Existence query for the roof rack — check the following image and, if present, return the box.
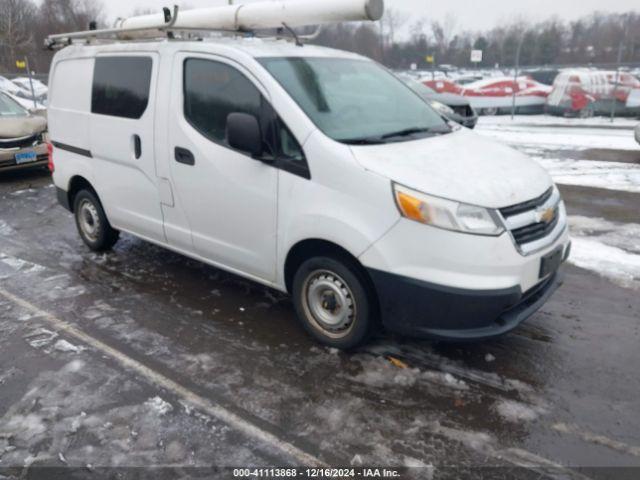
[45,0,384,50]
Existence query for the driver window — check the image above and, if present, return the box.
[184,58,262,147]
[184,57,308,176]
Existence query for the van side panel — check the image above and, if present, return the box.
[49,56,96,198]
[88,53,165,243]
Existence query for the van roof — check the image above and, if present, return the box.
[54,36,366,62]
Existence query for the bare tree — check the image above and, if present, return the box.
[0,0,38,70]
[381,9,409,47]
[430,13,457,61]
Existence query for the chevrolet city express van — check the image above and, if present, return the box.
[48,39,571,349]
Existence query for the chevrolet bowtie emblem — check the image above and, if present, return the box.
[536,207,555,225]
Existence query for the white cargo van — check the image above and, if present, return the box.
[47,27,570,349]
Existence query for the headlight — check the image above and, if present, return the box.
[393,183,504,236]
[430,100,455,116]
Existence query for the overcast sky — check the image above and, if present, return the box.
[99,0,640,32]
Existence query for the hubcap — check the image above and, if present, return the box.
[302,270,356,338]
[78,199,100,242]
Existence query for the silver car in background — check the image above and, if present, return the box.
[0,92,48,173]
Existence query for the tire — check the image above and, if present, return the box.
[73,189,120,252]
[292,255,377,350]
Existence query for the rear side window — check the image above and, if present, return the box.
[92,56,152,119]
[184,58,262,145]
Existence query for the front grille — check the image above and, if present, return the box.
[499,187,564,254]
[0,134,40,150]
[511,208,559,245]
[500,188,553,218]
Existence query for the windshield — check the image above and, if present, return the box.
[0,93,27,117]
[259,57,450,144]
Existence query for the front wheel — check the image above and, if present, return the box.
[73,189,120,252]
[292,256,376,350]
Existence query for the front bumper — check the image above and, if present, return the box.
[368,267,565,341]
[359,216,571,341]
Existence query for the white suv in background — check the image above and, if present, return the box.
[48,38,570,349]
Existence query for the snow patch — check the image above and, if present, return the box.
[537,158,640,193]
[0,253,46,277]
[54,339,86,354]
[477,123,639,151]
[493,399,544,423]
[25,328,58,349]
[570,237,640,290]
[566,216,640,290]
[63,359,86,373]
[0,220,15,235]
[351,356,468,390]
[479,114,640,129]
[145,396,173,416]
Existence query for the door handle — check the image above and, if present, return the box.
[175,147,195,166]
[133,135,142,159]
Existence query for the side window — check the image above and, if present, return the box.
[184,58,309,178]
[92,56,152,119]
[184,58,262,146]
[277,121,305,162]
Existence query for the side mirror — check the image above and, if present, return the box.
[226,112,263,158]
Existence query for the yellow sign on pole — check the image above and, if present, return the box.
[425,55,435,64]
[16,60,26,69]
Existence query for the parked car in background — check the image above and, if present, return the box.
[399,75,478,128]
[12,77,49,98]
[425,76,552,115]
[0,91,49,173]
[635,124,640,146]
[1,90,47,117]
[0,76,23,96]
[547,69,640,117]
[9,77,48,107]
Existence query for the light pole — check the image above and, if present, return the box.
[610,18,629,123]
[24,56,38,111]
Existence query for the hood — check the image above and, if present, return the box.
[0,115,47,139]
[350,128,552,209]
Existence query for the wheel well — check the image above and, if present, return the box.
[284,239,372,295]
[67,176,96,212]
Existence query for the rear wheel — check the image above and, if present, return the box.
[73,190,119,251]
[292,255,376,350]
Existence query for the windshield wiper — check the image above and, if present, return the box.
[341,137,386,145]
[341,125,452,145]
[380,126,450,140]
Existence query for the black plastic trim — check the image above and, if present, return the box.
[500,187,553,218]
[56,187,71,212]
[367,267,564,341]
[52,141,92,158]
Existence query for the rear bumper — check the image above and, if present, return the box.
[0,144,48,173]
[0,158,48,173]
[369,267,565,341]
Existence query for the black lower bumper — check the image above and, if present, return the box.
[368,268,565,341]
